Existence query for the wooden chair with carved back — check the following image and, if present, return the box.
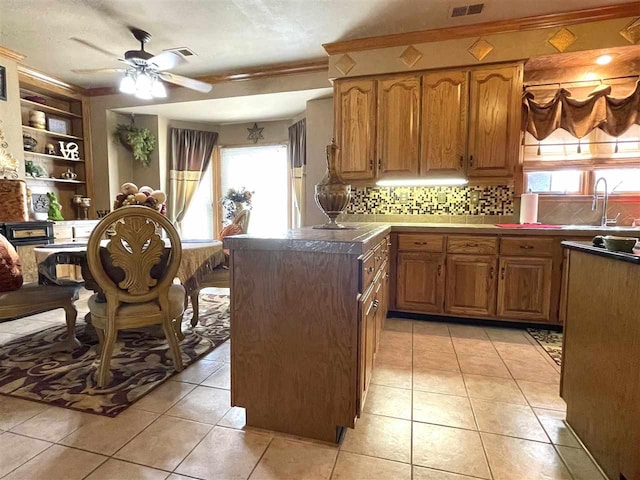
[188,208,250,326]
[86,206,185,387]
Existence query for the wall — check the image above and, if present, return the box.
[0,54,25,178]
[216,120,289,147]
[89,70,331,210]
[327,17,639,79]
[304,97,334,227]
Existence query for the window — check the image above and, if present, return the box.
[523,124,640,195]
[181,163,214,240]
[220,145,289,235]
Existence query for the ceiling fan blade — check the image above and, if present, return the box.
[149,51,185,71]
[69,37,119,58]
[160,73,212,93]
[71,68,125,74]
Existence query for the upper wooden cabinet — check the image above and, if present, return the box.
[335,79,377,181]
[421,70,468,176]
[468,65,523,177]
[377,76,421,178]
[334,63,523,182]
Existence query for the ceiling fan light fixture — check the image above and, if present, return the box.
[151,78,167,98]
[119,72,136,94]
[135,72,152,92]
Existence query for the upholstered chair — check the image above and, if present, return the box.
[0,233,81,350]
[86,206,185,387]
[188,209,250,326]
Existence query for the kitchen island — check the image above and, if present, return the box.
[224,224,640,443]
[561,241,640,480]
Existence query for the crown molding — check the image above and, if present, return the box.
[86,58,329,97]
[0,45,26,62]
[196,58,329,84]
[18,65,88,99]
[323,2,640,55]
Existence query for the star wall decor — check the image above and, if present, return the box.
[247,123,264,143]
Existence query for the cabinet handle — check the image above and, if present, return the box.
[367,266,374,274]
[501,266,506,280]
[385,272,390,279]
[373,299,379,309]
[459,155,464,168]
[437,264,442,276]
[378,158,382,171]
[414,241,428,245]
[469,155,474,166]
[519,245,534,250]
[465,242,478,247]
[369,159,374,170]
[489,266,495,279]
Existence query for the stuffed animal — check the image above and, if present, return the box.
[46,192,64,221]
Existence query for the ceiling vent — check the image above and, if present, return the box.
[450,3,484,17]
[166,47,196,58]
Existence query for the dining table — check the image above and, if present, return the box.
[33,239,226,340]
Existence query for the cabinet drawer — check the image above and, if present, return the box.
[398,233,444,252]
[500,237,555,257]
[360,251,376,292]
[73,224,95,240]
[54,225,73,241]
[447,236,498,254]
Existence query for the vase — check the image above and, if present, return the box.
[313,139,353,229]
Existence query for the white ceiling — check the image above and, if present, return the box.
[1,0,636,88]
[113,87,333,124]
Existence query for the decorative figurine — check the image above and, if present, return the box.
[60,168,77,180]
[58,141,80,160]
[23,134,37,151]
[46,192,64,221]
[25,160,46,178]
[45,143,56,155]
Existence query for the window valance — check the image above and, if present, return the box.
[522,80,640,140]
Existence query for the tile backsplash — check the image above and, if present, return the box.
[346,185,514,216]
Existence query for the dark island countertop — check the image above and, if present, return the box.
[562,241,640,265]
[224,222,640,255]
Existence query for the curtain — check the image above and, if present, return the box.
[522,80,640,140]
[169,128,218,231]
[288,119,306,228]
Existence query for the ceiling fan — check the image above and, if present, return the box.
[73,27,212,99]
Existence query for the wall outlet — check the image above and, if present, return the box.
[437,192,447,203]
[469,191,480,205]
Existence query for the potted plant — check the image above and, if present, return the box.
[114,124,156,167]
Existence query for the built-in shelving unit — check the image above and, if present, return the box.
[19,67,94,220]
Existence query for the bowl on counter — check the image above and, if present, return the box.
[595,235,639,253]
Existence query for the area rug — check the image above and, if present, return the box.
[527,328,562,367]
[0,293,230,417]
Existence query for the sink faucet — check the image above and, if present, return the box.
[592,177,620,227]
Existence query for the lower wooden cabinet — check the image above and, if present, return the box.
[445,254,497,317]
[396,252,444,313]
[497,257,552,321]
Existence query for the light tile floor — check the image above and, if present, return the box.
[0,294,606,480]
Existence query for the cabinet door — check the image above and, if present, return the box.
[335,79,376,181]
[377,76,421,178]
[421,70,468,176]
[396,252,445,313]
[445,255,497,317]
[358,288,375,415]
[468,65,522,177]
[497,257,552,321]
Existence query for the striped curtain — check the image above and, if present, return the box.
[288,119,306,228]
[169,128,218,231]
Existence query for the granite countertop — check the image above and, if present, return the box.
[224,222,640,255]
[562,241,640,265]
